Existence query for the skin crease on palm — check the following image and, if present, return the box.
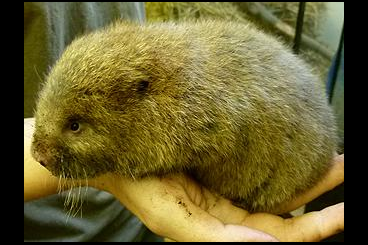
[24,118,344,242]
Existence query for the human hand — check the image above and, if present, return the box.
[24,117,344,241]
[91,155,344,242]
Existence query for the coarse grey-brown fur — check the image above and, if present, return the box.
[31,20,337,213]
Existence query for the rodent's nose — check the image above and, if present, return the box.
[32,148,54,169]
[31,138,54,169]
[39,160,46,167]
[35,155,55,169]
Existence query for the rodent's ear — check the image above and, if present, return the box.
[137,80,150,94]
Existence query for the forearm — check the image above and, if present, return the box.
[24,118,60,201]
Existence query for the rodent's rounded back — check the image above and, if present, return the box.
[32,20,337,212]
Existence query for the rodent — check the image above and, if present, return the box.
[31,20,337,213]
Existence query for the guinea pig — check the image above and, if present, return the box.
[31,20,337,213]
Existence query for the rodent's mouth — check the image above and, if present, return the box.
[48,163,101,180]
[32,138,114,180]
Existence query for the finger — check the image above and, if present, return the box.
[106,175,279,242]
[284,202,344,242]
[276,154,344,214]
[151,181,279,242]
[152,194,279,242]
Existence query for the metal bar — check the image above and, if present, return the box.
[293,2,306,54]
[328,21,344,104]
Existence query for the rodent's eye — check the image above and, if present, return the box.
[70,122,80,132]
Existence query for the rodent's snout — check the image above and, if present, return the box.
[39,160,46,167]
[32,147,55,170]
[31,138,57,171]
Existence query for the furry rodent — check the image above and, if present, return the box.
[31,20,337,213]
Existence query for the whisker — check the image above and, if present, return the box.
[33,65,45,84]
[58,174,62,194]
[127,164,136,181]
[83,168,89,208]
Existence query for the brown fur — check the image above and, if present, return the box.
[31,20,337,213]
